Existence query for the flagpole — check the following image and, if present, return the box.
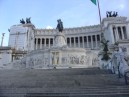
[97,0,104,40]
[97,0,102,24]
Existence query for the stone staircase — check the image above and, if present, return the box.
[0,67,129,97]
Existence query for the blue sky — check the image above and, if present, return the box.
[0,0,129,46]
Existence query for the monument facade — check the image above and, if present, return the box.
[1,19,99,69]
[0,16,129,69]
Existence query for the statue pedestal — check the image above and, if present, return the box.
[53,32,67,47]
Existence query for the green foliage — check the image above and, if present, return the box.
[101,52,111,61]
[100,39,111,61]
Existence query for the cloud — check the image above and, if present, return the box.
[46,26,53,29]
[119,4,125,9]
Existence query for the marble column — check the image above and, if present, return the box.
[49,38,50,48]
[82,36,84,48]
[126,25,129,39]
[74,37,76,47]
[70,37,71,47]
[71,37,73,47]
[78,37,80,48]
[36,38,38,50]
[95,35,98,49]
[91,35,93,49]
[87,36,89,48]
[116,27,119,40]
[40,38,42,49]
[44,38,46,47]
[121,27,124,40]
[66,37,67,45]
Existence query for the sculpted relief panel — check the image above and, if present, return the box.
[51,52,59,65]
[61,52,92,66]
[18,51,50,69]
[11,50,98,69]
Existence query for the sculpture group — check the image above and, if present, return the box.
[106,11,118,17]
[20,17,31,24]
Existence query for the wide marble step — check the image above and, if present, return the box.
[0,74,125,88]
[0,68,128,97]
[1,86,129,97]
[0,67,112,76]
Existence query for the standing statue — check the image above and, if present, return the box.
[26,17,31,23]
[111,46,129,77]
[56,19,63,32]
[20,18,25,24]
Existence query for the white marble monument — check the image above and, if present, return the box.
[6,19,98,69]
[2,16,129,69]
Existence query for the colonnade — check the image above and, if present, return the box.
[35,38,54,49]
[34,34,101,50]
[113,26,127,42]
[66,34,101,49]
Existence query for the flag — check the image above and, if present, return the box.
[91,0,97,5]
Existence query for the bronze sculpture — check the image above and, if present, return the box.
[106,11,118,17]
[20,18,25,24]
[56,19,63,32]
[26,17,31,23]
[20,17,31,24]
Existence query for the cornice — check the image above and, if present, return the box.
[107,21,129,28]
[34,24,102,36]
[102,17,127,23]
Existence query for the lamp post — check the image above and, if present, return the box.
[1,33,5,46]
